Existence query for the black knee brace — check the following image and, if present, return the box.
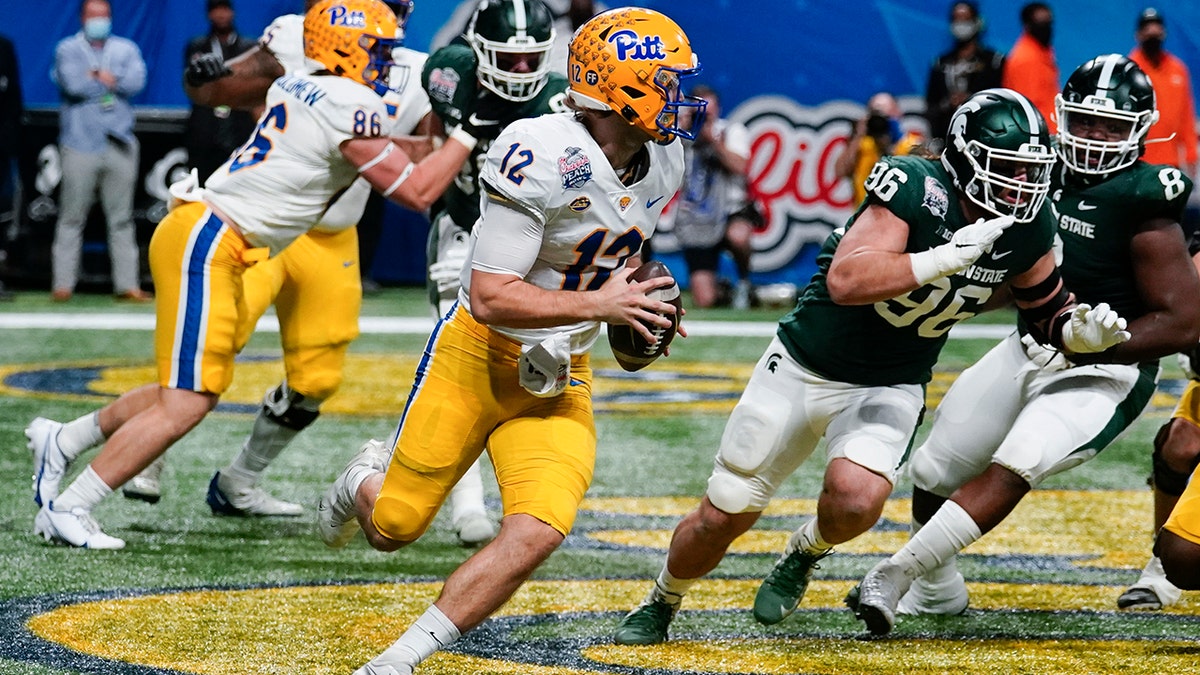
[1150,423,1199,496]
[262,383,321,431]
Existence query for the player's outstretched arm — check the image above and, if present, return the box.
[185,47,283,111]
[342,129,475,213]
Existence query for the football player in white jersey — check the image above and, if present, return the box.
[24,0,486,550]
[114,0,495,546]
[315,9,704,673]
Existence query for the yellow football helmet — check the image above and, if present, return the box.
[567,8,705,143]
[304,0,398,95]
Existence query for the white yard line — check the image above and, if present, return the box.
[0,313,1013,339]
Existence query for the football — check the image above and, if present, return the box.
[606,261,683,372]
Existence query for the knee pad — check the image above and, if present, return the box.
[1151,423,1199,496]
[261,382,322,431]
[706,471,756,515]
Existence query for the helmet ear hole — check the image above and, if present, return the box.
[620,86,646,100]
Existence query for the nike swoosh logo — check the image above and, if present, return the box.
[646,195,665,209]
[468,113,498,126]
[1077,201,1097,211]
[991,250,1012,260]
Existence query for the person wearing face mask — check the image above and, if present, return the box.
[835,92,927,207]
[1128,8,1197,181]
[924,1,1004,147]
[1002,2,1058,134]
[183,0,256,184]
[49,0,148,303]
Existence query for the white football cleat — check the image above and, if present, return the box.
[319,439,390,548]
[27,417,69,508]
[897,571,969,616]
[34,503,125,550]
[353,662,413,675]
[122,456,166,504]
[1117,556,1182,610]
[453,512,498,547]
[206,471,304,517]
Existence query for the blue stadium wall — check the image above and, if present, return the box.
[6,0,1200,287]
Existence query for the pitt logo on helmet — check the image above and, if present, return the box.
[328,5,368,28]
[607,30,667,61]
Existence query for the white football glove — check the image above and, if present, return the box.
[911,215,1015,285]
[1059,302,1131,354]
[1019,333,1070,372]
[1179,349,1199,381]
[428,250,468,295]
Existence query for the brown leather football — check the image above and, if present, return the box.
[606,261,682,372]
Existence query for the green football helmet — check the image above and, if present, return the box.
[467,0,556,102]
[942,88,1056,223]
[1055,53,1158,176]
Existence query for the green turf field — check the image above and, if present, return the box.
[2,289,1196,675]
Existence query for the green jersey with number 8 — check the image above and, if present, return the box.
[778,155,1055,386]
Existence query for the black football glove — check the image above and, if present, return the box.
[185,52,232,87]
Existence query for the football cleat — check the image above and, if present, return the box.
[753,549,832,625]
[353,661,414,675]
[319,439,391,548]
[1117,556,1181,610]
[454,512,498,547]
[122,456,166,504]
[613,598,678,645]
[896,571,970,616]
[34,503,125,550]
[847,560,913,636]
[27,417,69,508]
[206,471,304,517]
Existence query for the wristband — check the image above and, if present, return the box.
[448,127,478,151]
[909,249,944,286]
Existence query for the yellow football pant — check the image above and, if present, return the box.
[1164,381,1200,545]
[240,228,362,400]
[372,306,596,542]
[150,201,267,394]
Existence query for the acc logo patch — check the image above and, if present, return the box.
[558,146,592,189]
[607,29,667,60]
[569,196,592,212]
[922,175,949,219]
[426,67,460,105]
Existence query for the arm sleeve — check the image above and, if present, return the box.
[470,195,545,278]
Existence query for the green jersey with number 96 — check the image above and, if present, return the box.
[777,155,1055,386]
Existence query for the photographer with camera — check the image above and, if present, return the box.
[835,92,926,206]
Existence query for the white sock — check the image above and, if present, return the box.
[58,412,105,461]
[890,500,980,578]
[909,517,959,585]
[366,604,461,670]
[224,415,301,485]
[53,465,114,512]
[649,565,696,606]
[786,518,832,555]
[448,457,488,524]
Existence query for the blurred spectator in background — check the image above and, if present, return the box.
[835,92,926,206]
[184,0,255,183]
[50,0,148,302]
[674,84,760,310]
[0,33,22,302]
[924,1,1003,148]
[1002,2,1058,133]
[1128,7,1197,180]
[429,0,602,76]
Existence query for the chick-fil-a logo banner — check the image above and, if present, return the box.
[654,95,926,287]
